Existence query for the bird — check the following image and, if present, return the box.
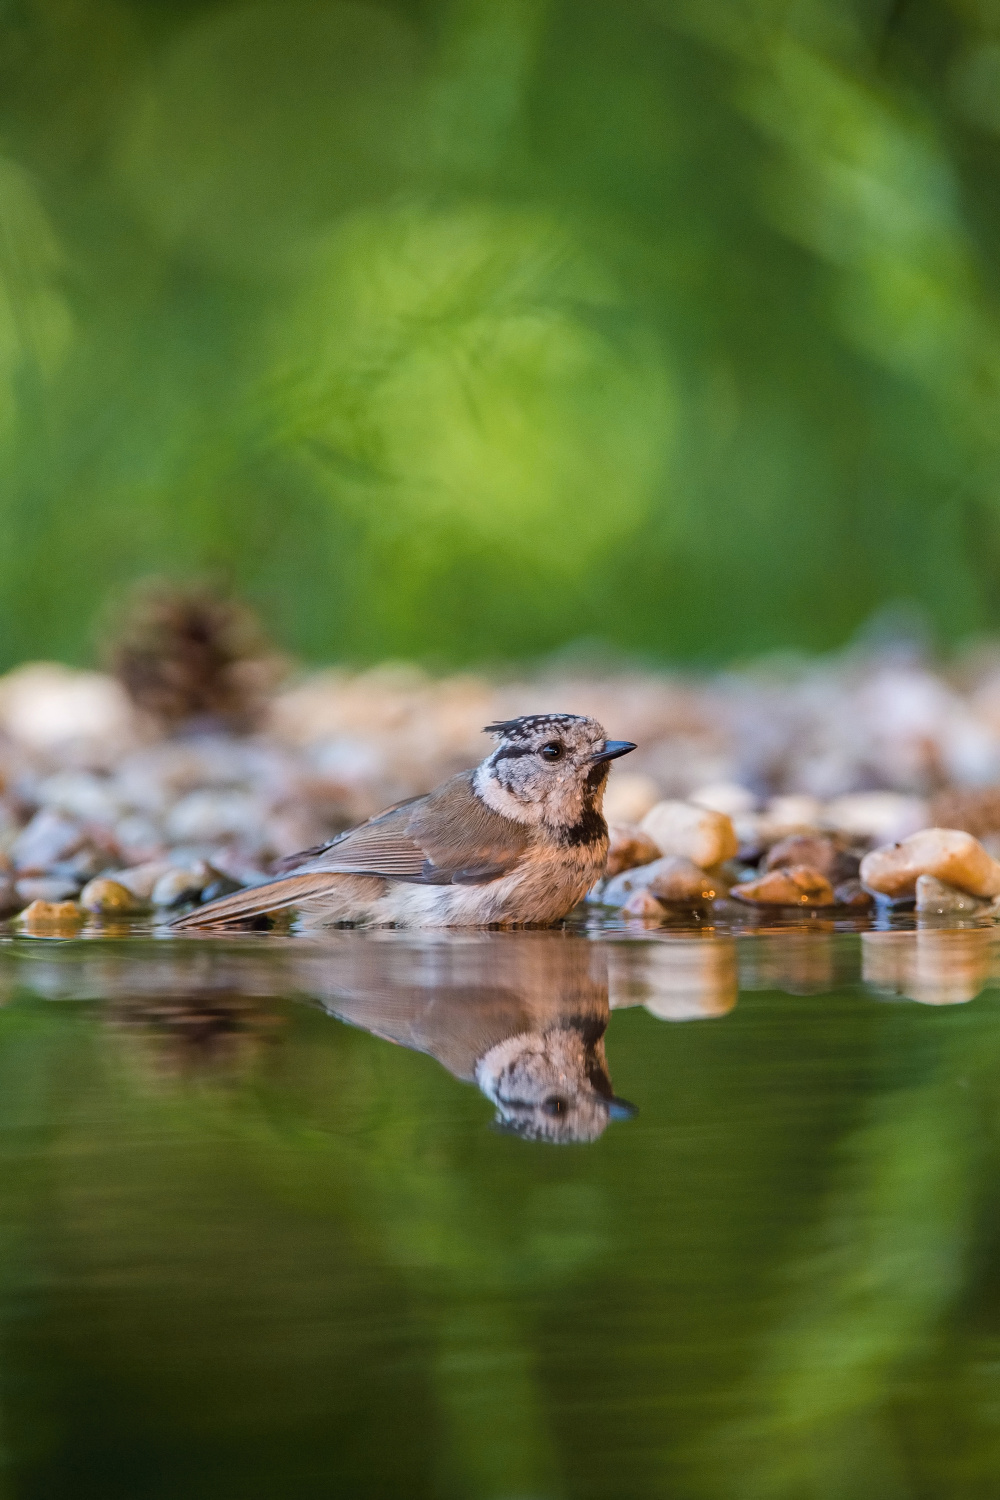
[171,712,636,931]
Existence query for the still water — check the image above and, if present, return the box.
[0,918,998,1498]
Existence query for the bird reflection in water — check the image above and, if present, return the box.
[289,933,636,1143]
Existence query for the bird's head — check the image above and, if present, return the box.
[475,713,635,832]
[475,1022,637,1144]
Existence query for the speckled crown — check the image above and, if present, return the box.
[483,713,593,741]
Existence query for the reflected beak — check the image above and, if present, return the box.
[592,740,637,764]
[607,1097,638,1122]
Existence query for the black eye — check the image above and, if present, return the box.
[540,742,564,760]
[543,1095,568,1117]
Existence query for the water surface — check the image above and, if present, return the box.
[0,919,998,1499]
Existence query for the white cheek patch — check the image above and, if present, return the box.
[473,763,545,825]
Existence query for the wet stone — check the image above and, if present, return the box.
[915,874,990,916]
[199,875,243,904]
[11,810,85,873]
[112,861,176,900]
[731,865,836,907]
[621,888,666,920]
[602,857,700,909]
[606,824,661,877]
[640,801,739,869]
[646,856,722,905]
[764,834,838,878]
[79,877,147,915]
[833,878,874,910]
[16,898,84,929]
[859,827,1000,900]
[151,864,212,909]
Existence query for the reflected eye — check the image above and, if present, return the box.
[540,742,564,761]
[543,1095,568,1117]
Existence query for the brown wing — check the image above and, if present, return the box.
[271,794,426,873]
[406,772,532,883]
[295,772,531,885]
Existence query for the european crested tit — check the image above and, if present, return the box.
[172,713,636,930]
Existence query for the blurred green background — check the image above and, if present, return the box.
[5,0,1000,668]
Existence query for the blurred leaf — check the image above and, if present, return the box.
[0,155,72,433]
[115,1,421,273]
[274,202,675,573]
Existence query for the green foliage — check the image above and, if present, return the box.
[6,0,1000,662]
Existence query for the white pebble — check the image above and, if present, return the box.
[640,801,738,869]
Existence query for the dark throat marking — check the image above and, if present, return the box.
[559,807,607,848]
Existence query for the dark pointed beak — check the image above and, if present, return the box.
[592,740,637,764]
[607,1097,638,1121]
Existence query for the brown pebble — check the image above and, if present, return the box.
[621,888,667,919]
[647,856,721,904]
[16,899,84,929]
[111,861,175,901]
[79,877,147,915]
[606,824,661,877]
[764,834,838,877]
[833,878,874,910]
[731,865,836,907]
[859,827,1000,899]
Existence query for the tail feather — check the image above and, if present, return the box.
[169,872,339,930]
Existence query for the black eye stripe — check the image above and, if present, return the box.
[492,745,537,761]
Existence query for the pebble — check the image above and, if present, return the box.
[621,888,666,919]
[764,795,824,832]
[111,861,176,900]
[151,864,212,909]
[764,834,840,878]
[79,877,147,915]
[731,866,836,906]
[11,810,85,873]
[16,898,84,929]
[859,828,1000,899]
[601,857,697,908]
[15,876,81,903]
[832,878,874,909]
[164,790,264,845]
[640,801,739,869]
[606,824,661,877]
[36,771,122,825]
[914,874,990,916]
[646,856,722,904]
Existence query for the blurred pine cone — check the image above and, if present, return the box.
[105,579,288,733]
[928,786,1000,840]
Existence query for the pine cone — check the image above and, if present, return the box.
[104,579,288,733]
